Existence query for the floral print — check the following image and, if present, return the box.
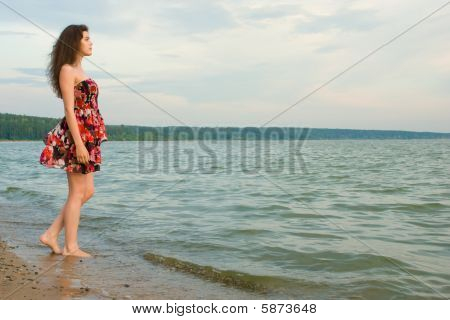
[39,78,108,174]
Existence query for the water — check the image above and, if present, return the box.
[0,139,449,299]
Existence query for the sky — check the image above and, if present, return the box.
[0,0,449,132]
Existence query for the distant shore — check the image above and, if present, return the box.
[0,140,36,142]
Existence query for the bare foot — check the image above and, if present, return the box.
[62,247,92,258]
[39,232,62,254]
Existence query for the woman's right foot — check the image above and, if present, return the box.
[62,247,92,258]
[39,232,62,254]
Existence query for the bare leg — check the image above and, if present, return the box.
[39,205,65,254]
[39,172,94,255]
[62,171,94,258]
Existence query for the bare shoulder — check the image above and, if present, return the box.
[60,64,75,76]
[59,64,77,99]
[59,64,75,85]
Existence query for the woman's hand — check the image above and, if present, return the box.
[75,142,90,165]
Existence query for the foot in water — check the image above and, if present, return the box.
[39,232,62,254]
[62,247,92,258]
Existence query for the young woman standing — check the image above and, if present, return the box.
[39,24,108,258]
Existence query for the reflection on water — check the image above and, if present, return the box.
[32,253,99,299]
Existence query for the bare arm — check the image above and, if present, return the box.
[60,65,83,147]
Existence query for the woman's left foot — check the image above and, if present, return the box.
[39,232,62,254]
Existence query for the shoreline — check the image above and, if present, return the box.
[1,239,60,299]
[0,234,263,300]
[0,239,104,300]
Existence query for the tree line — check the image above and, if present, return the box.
[1,112,449,141]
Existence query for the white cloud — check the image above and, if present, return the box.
[0,0,449,132]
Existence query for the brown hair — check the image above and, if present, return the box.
[46,24,88,99]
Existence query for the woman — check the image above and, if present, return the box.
[39,24,108,258]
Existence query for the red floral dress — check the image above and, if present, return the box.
[39,78,108,174]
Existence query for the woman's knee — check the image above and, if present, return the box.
[67,172,94,204]
[83,188,95,203]
[68,191,85,204]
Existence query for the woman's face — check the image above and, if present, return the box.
[79,31,93,56]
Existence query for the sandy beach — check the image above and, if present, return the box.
[1,239,60,299]
[0,239,102,300]
[0,233,264,300]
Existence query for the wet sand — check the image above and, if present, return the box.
[0,236,265,300]
[1,239,59,299]
[0,239,102,299]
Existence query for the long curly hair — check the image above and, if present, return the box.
[46,24,88,99]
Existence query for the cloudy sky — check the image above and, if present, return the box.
[0,0,449,132]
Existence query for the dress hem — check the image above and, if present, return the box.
[39,160,101,174]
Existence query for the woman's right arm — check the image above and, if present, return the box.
[60,65,89,164]
[60,65,83,147]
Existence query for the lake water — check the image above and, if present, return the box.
[0,139,449,299]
